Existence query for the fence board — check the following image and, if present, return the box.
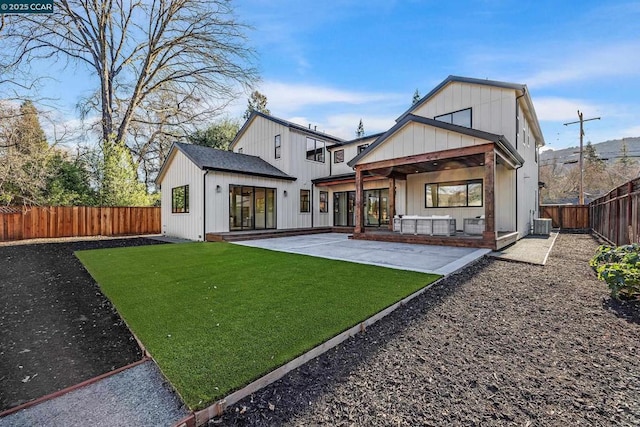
[590,177,640,246]
[539,205,590,229]
[0,206,161,242]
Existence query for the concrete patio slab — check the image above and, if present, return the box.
[489,232,559,265]
[232,233,490,276]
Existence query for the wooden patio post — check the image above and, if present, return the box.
[388,177,396,231]
[483,148,496,243]
[355,167,364,234]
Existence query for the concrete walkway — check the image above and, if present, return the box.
[489,232,559,265]
[0,361,188,427]
[233,233,490,276]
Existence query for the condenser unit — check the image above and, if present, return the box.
[533,218,552,236]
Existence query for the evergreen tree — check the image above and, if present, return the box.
[97,137,157,206]
[584,141,605,171]
[189,118,240,150]
[412,89,421,105]
[0,101,51,205]
[356,119,365,138]
[243,90,270,120]
[45,152,97,206]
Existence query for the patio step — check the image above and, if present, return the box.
[206,227,335,242]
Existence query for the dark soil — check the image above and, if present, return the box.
[216,234,640,426]
[0,237,166,411]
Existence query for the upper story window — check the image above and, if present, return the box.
[435,108,472,128]
[357,144,369,154]
[274,134,281,159]
[334,149,344,163]
[306,137,325,162]
[172,185,189,213]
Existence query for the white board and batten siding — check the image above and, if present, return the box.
[329,136,378,176]
[233,115,289,172]
[160,149,204,241]
[515,101,540,236]
[412,82,517,144]
[362,122,493,164]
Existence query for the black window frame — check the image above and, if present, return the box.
[274,134,281,159]
[357,144,369,154]
[424,179,483,208]
[171,185,189,213]
[319,191,328,213]
[306,137,325,163]
[300,189,310,213]
[434,107,472,128]
[334,149,344,163]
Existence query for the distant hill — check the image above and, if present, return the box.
[540,137,640,166]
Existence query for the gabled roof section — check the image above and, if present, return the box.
[329,132,385,149]
[157,142,296,183]
[398,75,545,146]
[230,111,344,150]
[347,114,524,167]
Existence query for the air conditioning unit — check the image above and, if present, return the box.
[533,218,552,236]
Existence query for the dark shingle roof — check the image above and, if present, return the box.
[172,142,296,181]
[347,114,524,167]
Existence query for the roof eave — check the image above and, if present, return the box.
[203,166,297,181]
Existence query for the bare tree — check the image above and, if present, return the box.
[1,0,257,162]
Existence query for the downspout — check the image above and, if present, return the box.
[515,90,526,234]
[203,170,209,241]
[311,183,314,228]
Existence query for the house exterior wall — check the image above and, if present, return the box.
[330,136,378,176]
[405,167,484,230]
[412,82,517,143]
[232,115,289,172]
[363,122,492,164]
[496,163,516,232]
[515,101,540,236]
[160,150,204,241]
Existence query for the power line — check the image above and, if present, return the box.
[563,110,601,205]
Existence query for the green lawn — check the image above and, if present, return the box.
[76,242,439,410]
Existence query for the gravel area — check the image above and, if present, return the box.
[0,237,166,411]
[216,233,640,426]
[0,360,188,427]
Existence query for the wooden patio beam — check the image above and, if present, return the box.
[483,148,496,242]
[355,167,364,234]
[388,177,396,231]
[357,143,494,172]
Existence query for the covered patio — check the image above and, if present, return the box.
[352,141,523,250]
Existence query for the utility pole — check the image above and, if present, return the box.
[564,111,600,205]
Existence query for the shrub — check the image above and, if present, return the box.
[590,244,640,299]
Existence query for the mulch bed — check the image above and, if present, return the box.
[0,237,166,411]
[216,233,640,426]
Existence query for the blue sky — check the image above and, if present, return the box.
[24,0,640,151]
[229,0,640,150]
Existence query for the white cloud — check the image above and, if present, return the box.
[259,81,404,115]
[284,113,395,140]
[533,97,601,122]
[524,42,640,88]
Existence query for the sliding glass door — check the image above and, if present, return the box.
[365,188,389,227]
[333,191,355,227]
[229,185,276,230]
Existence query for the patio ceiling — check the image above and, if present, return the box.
[367,153,485,178]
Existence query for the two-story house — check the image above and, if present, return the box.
[156,75,545,249]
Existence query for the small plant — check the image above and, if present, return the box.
[590,244,640,299]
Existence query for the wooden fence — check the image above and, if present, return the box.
[539,204,590,229]
[0,206,161,242]
[590,177,640,246]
